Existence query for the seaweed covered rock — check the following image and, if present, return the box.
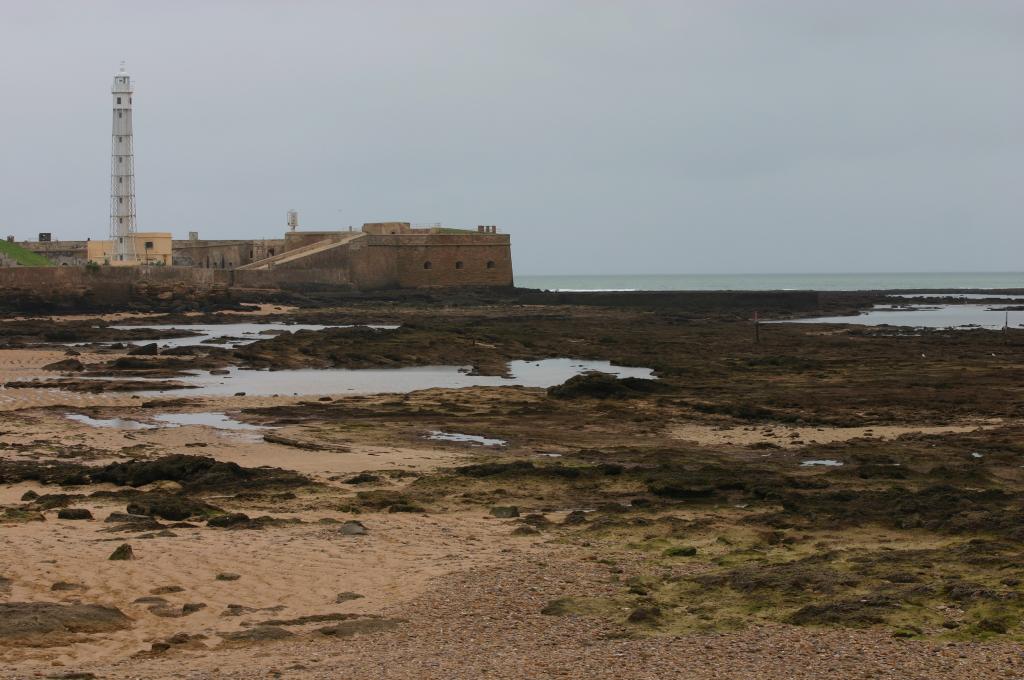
[126,493,221,521]
[206,513,251,528]
[91,455,307,492]
[42,358,84,372]
[0,460,91,486]
[127,343,159,356]
[547,372,662,400]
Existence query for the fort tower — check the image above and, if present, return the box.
[110,63,137,262]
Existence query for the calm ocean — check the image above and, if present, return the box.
[516,273,1024,292]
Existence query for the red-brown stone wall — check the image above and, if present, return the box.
[377,234,513,288]
[237,234,513,291]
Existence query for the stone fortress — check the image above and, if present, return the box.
[17,219,513,290]
[3,64,513,293]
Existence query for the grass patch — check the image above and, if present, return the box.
[0,240,53,266]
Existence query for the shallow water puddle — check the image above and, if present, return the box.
[108,322,399,348]
[152,412,268,431]
[428,431,506,446]
[137,358,655,397]
[783,304,1023,330]
[65,413,156,430]
[800,459,844,467]
[66,411,268,433]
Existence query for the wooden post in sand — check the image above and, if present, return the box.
[754,311,760,345]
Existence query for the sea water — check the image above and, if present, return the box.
[517,272,1024,292]
[786,304,1024,330]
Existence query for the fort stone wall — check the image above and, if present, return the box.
[0,265,228,312]
[385,234,513,288]
[232,233,513,290]
[171,239,286,269]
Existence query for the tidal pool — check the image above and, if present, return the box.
[65,414,155,430]
[786,304,1023,330]
[801,459,844,467]
[109,322,399,349]
[152,412,268,431]
[66,411,268,433]
[137,359,655,397]
[428,431,507,446]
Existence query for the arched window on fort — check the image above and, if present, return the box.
[455,261,464,270]
[423,261,432,270]
[486,260,496,269]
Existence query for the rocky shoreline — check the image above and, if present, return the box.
[1,292,1022,678]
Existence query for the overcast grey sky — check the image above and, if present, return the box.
[1,1,1021,275]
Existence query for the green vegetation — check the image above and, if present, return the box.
[0,240,53,266]
[435,227,476,234]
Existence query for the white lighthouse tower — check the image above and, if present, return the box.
[110,62,137,262]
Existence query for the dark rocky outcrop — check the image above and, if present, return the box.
[126,494,221,521]
[547,372,663,400]
[127,343,159,356]
[42,358,85,372]
[91,455,307,493]
[0,602,131,644]
[57,508,93,520]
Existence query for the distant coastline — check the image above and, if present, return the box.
[517,272,1024,292]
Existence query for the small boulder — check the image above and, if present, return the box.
[343,473,381,485]
[511,526,540,536]
[207,513,251,528]
[216,573,240,582]
[521,514,551,528]
[220,626,294,642]
[316,618,401,638]
[57,508,93,520]
[489,506,520,518]
[50,582,86,592]
[627,606,662,624]
[132,596,168,605]
[20,490,39,501]
[387,503,425,513]
[977,618,1008,634]
[109,544,135,561]
[338,520,368,536]
[335,592,364,603]
[128,343,159,356]
[562,510,587,525]
[42,358,84,372]
[663,546,697,557]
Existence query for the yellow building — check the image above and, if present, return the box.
[87,232,172,266]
